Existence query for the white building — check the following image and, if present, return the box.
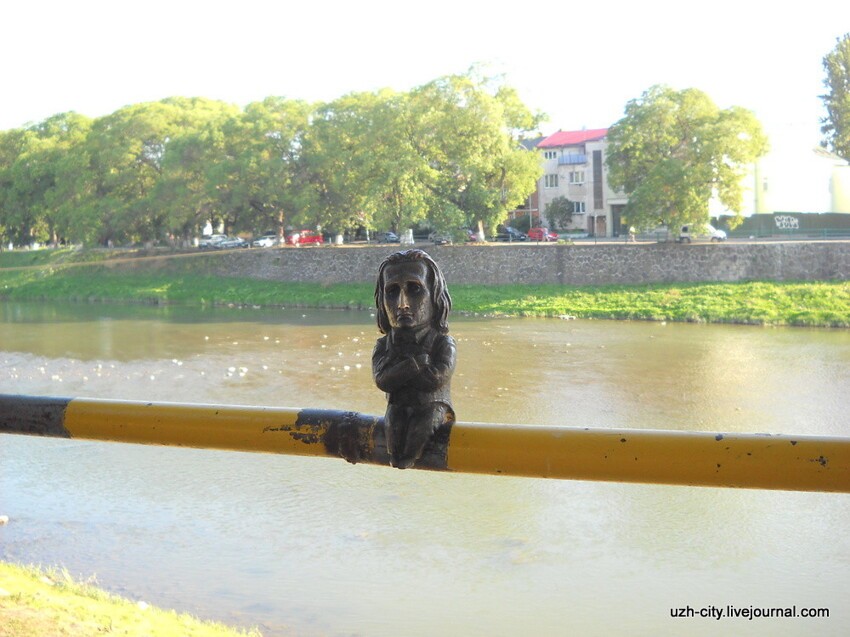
[747,147,850,216]
[717,123,850,217]
[535,129,627,237]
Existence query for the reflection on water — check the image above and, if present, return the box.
[1,302,849,636]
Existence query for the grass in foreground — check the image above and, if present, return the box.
[0,265,848,327]
[0,562,262,637]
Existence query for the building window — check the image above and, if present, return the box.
[569,171,585,184]
[572,201,586,214]
[544,174,559,188]
[543,150,557,159]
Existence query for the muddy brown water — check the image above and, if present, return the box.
[1,302,849,636]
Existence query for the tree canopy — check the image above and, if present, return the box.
[605,85,768,232]
[821,33,850,161]
[0,71,543,248]
[545,196,574,231]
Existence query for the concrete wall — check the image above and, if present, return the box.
[174,241,850,286]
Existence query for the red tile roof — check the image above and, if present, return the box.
[537,128,608,148]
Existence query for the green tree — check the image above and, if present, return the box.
[77,101,177,244]
[361,91,433,234]
[157,97,310,242]
[821,33,850,160]
[0,129,44,246]
[299,92,383,235]
[78,98,234,245]
[213,97,313,237]
[411,69,541,234]
[606,85,768,232]
[406,70,543,236]
[0,113,92,246]
[0,128,27,246]
[301,89,439,236]
[154,119,231,244]
[29,113,92,246]
[545,196,574,231]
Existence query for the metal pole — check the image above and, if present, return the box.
[1,393,849,493]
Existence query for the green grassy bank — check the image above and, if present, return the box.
[1,265,847,327]
[0,562,261,637]
[0,250,848,327]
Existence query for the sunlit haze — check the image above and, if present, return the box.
[4,0,848,145]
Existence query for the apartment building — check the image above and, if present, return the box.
[534,128,627,237]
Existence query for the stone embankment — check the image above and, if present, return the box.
[125,241,850,286]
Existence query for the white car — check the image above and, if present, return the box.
[252,234,278,248]
[678,224,727,242]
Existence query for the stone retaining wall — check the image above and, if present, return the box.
[156,241,850,286]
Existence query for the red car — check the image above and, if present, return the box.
[527,227,559,242]
[286,230,324,246]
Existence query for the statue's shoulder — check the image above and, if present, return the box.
[429,331,456,353]
[374,334,389,346]
[438,332,456,346]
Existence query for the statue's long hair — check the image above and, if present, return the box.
[374,249,452,335]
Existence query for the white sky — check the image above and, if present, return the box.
[3,0,848,147]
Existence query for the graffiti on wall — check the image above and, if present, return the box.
[774,215,800,230]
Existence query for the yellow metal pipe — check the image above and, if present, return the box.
[64,399,312,455]
[447,423,850,492]
[1,394,849,492]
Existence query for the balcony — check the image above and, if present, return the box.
[558,154,587,165]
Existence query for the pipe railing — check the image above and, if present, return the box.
[1,393,848,493]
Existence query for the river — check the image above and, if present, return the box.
[1,302,849,636]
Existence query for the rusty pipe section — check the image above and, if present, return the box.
[1,393,849,493]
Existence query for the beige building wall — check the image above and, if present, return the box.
[537,136,626,237]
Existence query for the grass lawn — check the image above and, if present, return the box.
[0,562,262,637]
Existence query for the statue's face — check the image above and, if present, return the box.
[382,261,433,330]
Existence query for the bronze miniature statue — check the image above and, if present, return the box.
[373,249,456,469]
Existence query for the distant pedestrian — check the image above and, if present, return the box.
[628,226,636,243]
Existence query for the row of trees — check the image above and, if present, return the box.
[6,33,845,249]
[0,70,543,248]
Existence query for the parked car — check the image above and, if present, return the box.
[428,231,453,245]
[493,226,527,242]
[286,230,324,246]
[252,234,279,248]
[372,231,400,243]
[678,224,727,243]
[527,227,559,242]
[199,234,227,249]
[217,236,249,249]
